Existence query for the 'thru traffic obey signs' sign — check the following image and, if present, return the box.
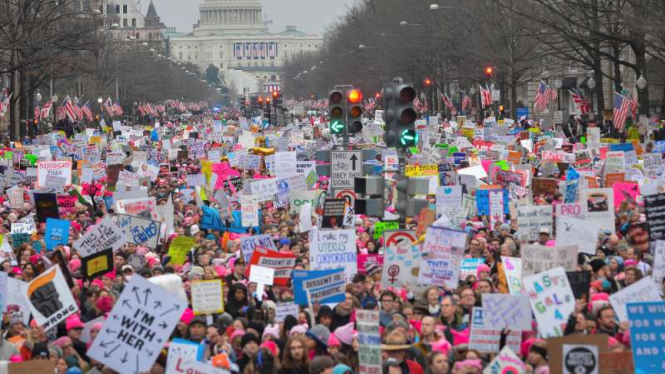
[88,275,187,374]
[331,151,362,189]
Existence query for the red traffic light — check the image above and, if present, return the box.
[272,91,279,99]
[375,92,380,99]
[265,97,271,104]
[348,89,362,104]
[258,96,264,103]
[424,79,432,86]
[485,67,493,78]
[330,91,343,104]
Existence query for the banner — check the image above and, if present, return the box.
[191,280,224,315]
[240,195,259,227]
[37,160,72,188]
[523,267,575,338]
[469,307,521,353]
[483,347,526,374]
[482,294,532,331]
[44,218,70,251]
[115,214,161,248]
[580,188,615,233]
[501,256,524,295]
[521,244,578,277]
[88,275,187,374]
[557,216,602,255]
[26,267,78,331]
[247,246,296,286]
[417,226,466,289]
[240,234,278,264]
[609,277,662,322]
[309,228,357,282]
[293,269,345,305]
[516,205,552,242]
[357,310,381,374]
[627,301,665,374]
[73,215,127,257]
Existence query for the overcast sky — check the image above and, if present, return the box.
[150,0,357,35]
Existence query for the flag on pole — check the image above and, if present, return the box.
[441,93,455,111]
[461,92,471,111]
[613,92,630,132]
[41,98,55,119]
[570,89,592,115]
[480,85,492,108]
[0,88,11,118]
[113,101,123,116]
[534,81,555,112]
[63,96,76,121]
[104,97,114,117]
[81,101,93,121]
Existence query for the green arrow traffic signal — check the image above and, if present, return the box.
[331,120,346,134]
[400,129,418,146]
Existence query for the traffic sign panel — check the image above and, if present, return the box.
[331,151,363,189]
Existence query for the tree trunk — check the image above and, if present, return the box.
[633,33,650,116]
[511,76,518,120]
[612,44,622,93]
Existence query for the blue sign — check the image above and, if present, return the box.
[609,143,634,152]
[476,189,509,216]
[452,152,467,166]
[516,107,529,120]
[293,269,346,306]
[627,301,665,374]
[45,218,71,251]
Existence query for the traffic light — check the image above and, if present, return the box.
[395,176,429,222]
[354,176,385,217]
[383,78,418,148]
[347,89,363,134]
[250,96,259,111]
[328,89,345,135]
[485,67,494,79]
[424,79,432,87]
[265,96,271,106]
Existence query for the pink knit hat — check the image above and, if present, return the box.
[334,322,355,346]
[289,324,308,336]
[328,333,341,347]
[230,329,246,342]
[262,324,280,340]
[180,308,194,325]
[432,339,452,355]
[451,328,470,347]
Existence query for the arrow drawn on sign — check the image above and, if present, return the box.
[104,344,121,358]
[131,286,141,304]
[120,352,129,364]
[99,340,115,348]
[142,288,152,306]
[154,300,162,309]
[350,154,358,170]
[159,303,181,317]
[122,299,133,310]
[105,328,117,334]
[159,321,167,329]
[135,354,140,374]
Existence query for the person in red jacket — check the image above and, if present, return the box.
[381,330,424,374]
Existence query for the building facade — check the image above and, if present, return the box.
[168,0,322,94]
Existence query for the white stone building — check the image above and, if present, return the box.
[168,0,323,94]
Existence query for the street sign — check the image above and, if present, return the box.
[554,110,563,124]
[331,151,363,189]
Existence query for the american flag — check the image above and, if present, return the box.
[461,92,471,111]
[41,98,55,119]
[113,101,123,116]
[0,88,11,118]
[534,81,555,112]
[441,93,455,111]
[363,98,376,112]
[81,101,93,121]
[63,96,76,121]
[613,92,630,132]
[72,101,83,120]
[56,106,66,122]
[104,97,114,117]
[34,105,41,121]
[413,97,427,112]
[480,84,492,108]
[570,89,592,115]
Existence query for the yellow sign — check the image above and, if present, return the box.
[168,236,197,265]
[405,164,439,177]
[191,280,225,315]
[600,138,620,144]
[461,127,474,140]
[87,255,109,276]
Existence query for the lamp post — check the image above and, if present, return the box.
[34,91,42,136]
[553,77,563,110]
[587,75,596,118]
[636,74,648,116]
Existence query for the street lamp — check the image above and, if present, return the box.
[400,21,422,26]
[637,74,648,116]
[430,4,439,10]
[637,74,647,90]
[98,97,103,105]
[553,77,563,110]
[35,91,42,103]
[587,75,596,116]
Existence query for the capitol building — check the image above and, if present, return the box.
[168,0,323,94]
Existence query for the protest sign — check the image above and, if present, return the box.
[652,240,665,285]
[418,226,466,289]
[115,197,159,220]
[598,351,634,374]
[44,218,70,250]
[521,244,578,277]
[115,214,161,248]
[567,271,592,301]
[7,278,30,325]
[547,335,609,374]
[240,234,278,264]
[309,228,357,282]
[562,344,599,374]
[469,307,521,353]
[502,256,525,295]
[37,160,72,187]
[8,186,24,209]
[516,205,553,241]
[247,246,297,286]
[10,233,30,250]
[240,195,259,227]
[627,301,665,374]
[191,280,224,315]
[88,275,187,374]
[81,248,113,280]
[275,302,300,323]
[26,266,78,331]
[56,194,77,215]
[167,236,197,266]
[177,360,230,374]
[7,361,56,374]
[0,271,6,313]
[322,198,346,228]
[556,216,602,255]
[483,347,526,374]
[11,216,36,234]
[476,189,509,216]
[609,277,662,321]
[580,188,615,233]
[356,310,381,374]
[249,179,278,202]
[460,258,486,281]
[274,151,297,178]
[166,338,205,374]
[289,190,323,214]
[293,269,346,305]
[644,194,665,241]
[436,185,462,217]
[33,193,59,222]
[373,221,399,240]
[73,215,127,257]
[604,151,625,174]
[249,265,275,296]
[523,267,575,338]
[482,294,532,331]
[381,238,420,289]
